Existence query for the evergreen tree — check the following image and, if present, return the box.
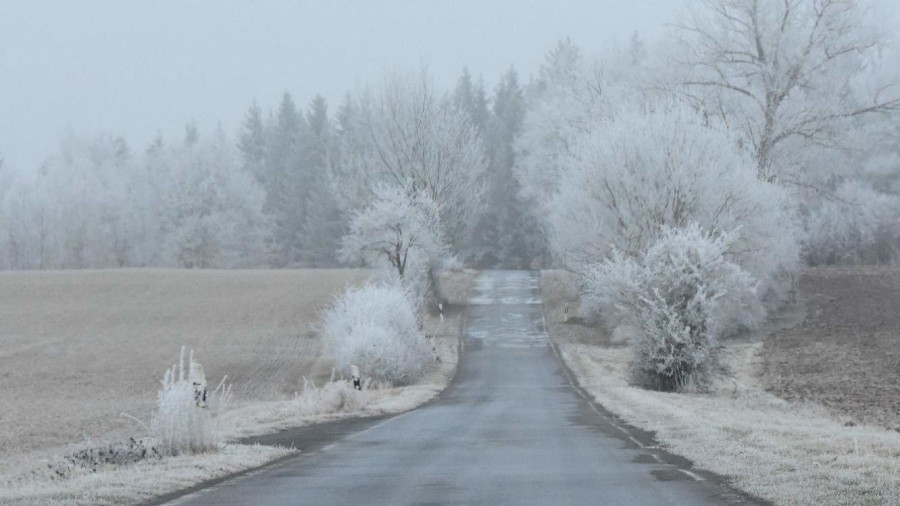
[453,68,490,134]
[300,96,344,266]
[237,100,268,186]
[183,119,199,147]
[265,92,306,266]
[469,67,540,268]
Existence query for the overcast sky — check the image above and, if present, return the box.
[0,1,695,170]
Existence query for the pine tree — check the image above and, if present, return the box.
[469,67,540,268]
[266,92,306,266]
[300,96,344,266]
[183,120,199,147]
[453,68,490,134]
[237,101,268,186]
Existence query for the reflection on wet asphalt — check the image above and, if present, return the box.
[169,271,749,506]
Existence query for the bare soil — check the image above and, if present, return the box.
[761,266,900,430]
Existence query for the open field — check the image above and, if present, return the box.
[0,269,371,471]
[0,268,473,505]
[541,269,900,506]
[762,266,900,429]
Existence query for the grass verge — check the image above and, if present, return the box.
[542,269,900,506]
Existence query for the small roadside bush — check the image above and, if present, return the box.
[150,347,231,456]
[296,378,368,417]
[40,438,158,480]
[585,224,762,392]
[323,283,430,386]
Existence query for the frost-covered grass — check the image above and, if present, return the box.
[217,308,461,441]
[542,270,900,506]
[149,347,232,456]
[0,268,370,468]
[0,272,464,505]
[559,342,900,506]
[0,444,292,506]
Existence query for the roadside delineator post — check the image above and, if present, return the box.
[350,364,361,390]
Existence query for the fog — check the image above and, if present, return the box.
[0,0,683,171]
[0,0,898,273]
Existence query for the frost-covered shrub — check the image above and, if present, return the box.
[803,181,900,266]
[323,283,430,386]
[150,347,231,456]
[441,254,466,273]
[586,224,761,392]
[549,104,799,299]
[296,378,368,417]
[42,438,158,480]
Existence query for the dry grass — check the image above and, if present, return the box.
[0,268,468,506]
[0,269,370,471]
[541,269,900,506]
[0,444,293,506]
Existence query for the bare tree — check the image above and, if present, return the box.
[336,70,488,252]
[674,0,900,180]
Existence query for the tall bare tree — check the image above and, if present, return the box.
[674,0,899,181]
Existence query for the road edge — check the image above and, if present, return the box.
[141,299,471,506]
[537,275,771,506]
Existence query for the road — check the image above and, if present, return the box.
[162,271,756,505]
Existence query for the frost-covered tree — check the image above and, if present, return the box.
[802,180,900,265]
[159,129,271,268]
[468,68,542,268]
[337,70,488,253]
[340,183,444,278]
[453,68,490,134]
[672,0,900,182]
[548,103,799,296]
[299,95,344,266]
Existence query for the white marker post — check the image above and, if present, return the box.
[350,364,361,391]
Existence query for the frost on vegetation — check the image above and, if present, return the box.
[29,438,158,482]
[441,254,466,273]
[548,104,799,299]
[340,183,446,279]
[803,181,900,266]
[586,224,761,392]
[150,346,231,456]
[323,283,430,386]
[296,377,368,417]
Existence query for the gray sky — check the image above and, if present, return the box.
[2,1,682,170]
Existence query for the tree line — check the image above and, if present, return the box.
[0,0,897,276]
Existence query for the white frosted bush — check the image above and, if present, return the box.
[441,254,466,273]
[323,283,430,386]
[803,181,900,265]
[150,347,231,456]
[586,224,761,391]
[549,104,799,299]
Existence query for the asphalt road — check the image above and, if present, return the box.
[162,271,758,506]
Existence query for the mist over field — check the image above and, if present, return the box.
[1,1,900,505]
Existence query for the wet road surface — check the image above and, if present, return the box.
[161,271,756,506]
